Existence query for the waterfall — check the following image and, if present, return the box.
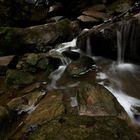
[117,20,136,64]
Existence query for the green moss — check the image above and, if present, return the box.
[27,53,39,66]
[37,58,49,70]
[56,19,71,35]
[5,69,34,87]
[27,115,137,140]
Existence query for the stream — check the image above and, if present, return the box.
[47,33,140,126]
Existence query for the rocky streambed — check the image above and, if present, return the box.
[0,0,140,139]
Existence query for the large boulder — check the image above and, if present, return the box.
[0,19,80,55]
[77,83,126,117]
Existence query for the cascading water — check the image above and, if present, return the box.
[93,20,140,125]
[117,20,137,64]
[47,38,77,90]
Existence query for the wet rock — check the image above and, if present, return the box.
[77,83,127,117]
[107,1,131,14]
[77,3,109,26]
[82,11,109,21]
[7,90,46,114]
[0,19,80,55]
[0,55,16,75]
[12,90,65,139]
[62,51,80,60]
[16,53,60,74]
[21,83,41,94]
[26,53,49,70]
[24,91,64,125]
[77,15,99,24]
[5,69,34,87]
[65,56,95,77]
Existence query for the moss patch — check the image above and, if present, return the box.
[5,69,34,87]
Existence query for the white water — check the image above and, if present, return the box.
[47,65,66,90]
[47,38,77,90]
[94,57,140,125]
[46,27,140,125]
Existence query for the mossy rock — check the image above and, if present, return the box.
[26,53,39,66]
[36,58,49,70]
[27,115,138,140]
[77,83,126,117]
[12,90,65,139]
[17,53,49,72]
[65,56,95,77]
[5,69,35,87]
[0,20,79,56]
[7,90,46,114]
[26,53,49,69]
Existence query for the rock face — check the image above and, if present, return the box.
[77,14,140,63]
[0,0,49,27]
[0,19,80,55]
